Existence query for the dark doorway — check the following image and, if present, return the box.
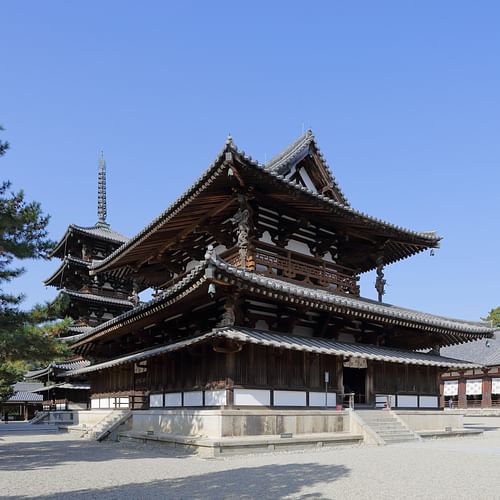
[343,367,366,404]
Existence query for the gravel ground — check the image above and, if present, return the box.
[1,416,500,500]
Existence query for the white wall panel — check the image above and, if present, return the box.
[397,395,418,408]
[149,394,163,407]
[91,399,99,409]
[234,389,270,406]
[205,390,226,406]
[419,396,439,408]
[183,391,203,407]
[273,390,307,407]
[99,398,110,409]
[375,394,396,408]
[285,239,313,256]
[309,392,336,407]
[165,392,182,407]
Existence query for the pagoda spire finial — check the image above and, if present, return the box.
[97,150,108,226]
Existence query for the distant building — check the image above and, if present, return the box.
[441,333,500,408]
[1,382,43,420]
[26,153,132,410]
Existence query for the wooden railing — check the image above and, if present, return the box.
[43,399,68,411]
[224,243,360,296]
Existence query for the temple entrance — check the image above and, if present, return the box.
[343,367,367,405]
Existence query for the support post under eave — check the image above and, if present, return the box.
[225,352,236,408]
[482,370,492,408]
[458,372,467,409]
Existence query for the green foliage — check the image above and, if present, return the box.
[482,307,500,328]
[0,125,68,401]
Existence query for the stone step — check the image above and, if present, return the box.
[377,431,415,438]
[383,437,419,444]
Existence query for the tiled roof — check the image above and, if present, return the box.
[7,391,43,402]
[441,332,500,366]
[71,255,493,351]
[62,289,134,308]
[67,326,479,376]
[32,382,90,392]
[50,222,128,258]
[265,130,350,206]
[211,257,493,337]
[24,359,91,379]
[67,324,94,334]
[91,133,440,275]
[12,382,44,392]
[71,223,128,243]
[44,256,90,287]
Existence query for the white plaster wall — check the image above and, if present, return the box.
[165,392,182,407]
[273,390,307,407]
[183,391,203,407]
[149,394,163,407]
[376,394,396,408]
[254,319,270,331]
[285,239,313,256]
[397,395,418,408]
[258,231,274,245]
[234,389,270,406]
[205,390,226,406]
[419,396,439,408]
[309,392,336,407]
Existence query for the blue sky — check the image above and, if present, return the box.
[1,1,499,321]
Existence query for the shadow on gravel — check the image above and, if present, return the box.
[6,462,349,499]
[0,438,194,471]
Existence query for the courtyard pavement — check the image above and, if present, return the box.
[1,416,500,499]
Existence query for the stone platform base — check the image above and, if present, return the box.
[118,429,363,457]
[126,408,350,439]
[418,429,483,440]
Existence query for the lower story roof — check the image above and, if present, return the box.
[67,327,479,376]
[6,391,43,403]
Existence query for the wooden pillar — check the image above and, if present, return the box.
[225,352,235,407]
[482,370,492,408]
[439,378,445,409]
[366,362,374,406]
[336,356,344,397]
[458,372,467,409]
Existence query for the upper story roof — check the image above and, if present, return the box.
[89,132,440,280]
[50,223,128,259]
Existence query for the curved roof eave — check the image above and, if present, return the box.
[90,137,440,276]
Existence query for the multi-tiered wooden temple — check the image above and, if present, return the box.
[27,154,134,410]
[67,132,493,416]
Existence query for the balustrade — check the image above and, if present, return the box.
[224,242,360,296]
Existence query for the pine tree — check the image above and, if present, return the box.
[0,125,68,400]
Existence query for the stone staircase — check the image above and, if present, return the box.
[356,410,420,444]
[30,411,49,424]
[81,410,131,441]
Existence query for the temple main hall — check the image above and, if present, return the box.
[63,130,492,426]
